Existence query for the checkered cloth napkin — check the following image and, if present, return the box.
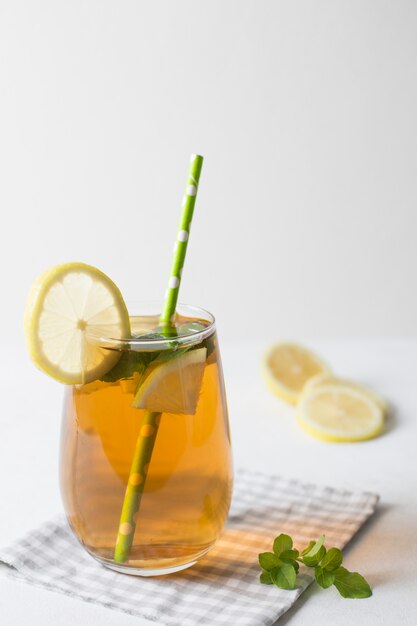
[0,469,378,625]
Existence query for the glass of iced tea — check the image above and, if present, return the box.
[60,302,233,576]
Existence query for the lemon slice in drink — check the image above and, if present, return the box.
[262,342,331,405]
[132,347,207,415]
[297,383,385,442]
[24,262,130,384]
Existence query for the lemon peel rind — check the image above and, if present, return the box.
[296,413,384,443]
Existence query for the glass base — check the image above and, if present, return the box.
[92,545,211,577]
[102,558,198,577]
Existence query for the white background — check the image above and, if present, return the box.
[1,0,416,346]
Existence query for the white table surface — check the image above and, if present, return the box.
[0,339,416,625]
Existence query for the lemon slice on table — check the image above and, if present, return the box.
[132,347,207,415]
[24,262,130,384]
[297,383,385,442]
[303,373,388,413]
[262,342,331,405]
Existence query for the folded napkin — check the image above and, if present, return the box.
[0,469,378,625]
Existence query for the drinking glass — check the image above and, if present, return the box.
[60,303,233,575]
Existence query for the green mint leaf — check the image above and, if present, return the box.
[302,545,326,567]
[100,351,152,382]
[99,326,209,385]
[149,345,190,367]
[258,552,281,571]
[270,563,297,590]
[315,565,335,589]
[321,547,343,571]
[273,534,293,556]
[334,567,372,599]
[258,533,371,601]
[178,322,206,334]
[259,571,273,585]
[99,330,167,383]
[133,332,166,340]
[303,535,326,558]
[280,549,299,562]
[301,540,316,556]
[333,567,372,599]
[301,536,327,567]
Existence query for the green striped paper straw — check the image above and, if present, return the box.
[160,154,204,328]
[114,154,204,564]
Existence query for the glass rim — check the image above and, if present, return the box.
[85,301,216,351]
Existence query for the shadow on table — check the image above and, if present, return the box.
[168,511,273,585]
[380,402,398,437]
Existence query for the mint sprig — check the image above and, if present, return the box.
[100,349,154,383]
[259,534,372,599]
[99,324,216,384]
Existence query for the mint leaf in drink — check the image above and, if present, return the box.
[315,565,335,588]
[258,552,281,571]
[321,547,343,571]
[148,345,190,367]
[270,563,297,590]
[273,533,293,556]
[100,330,192,385]
[178,322,206,334]
[333,567,372,598]
[100,350,153,382]
[133,332,166,340]
[258,534,372,600]
[99,322,214,400]
[99,331,165,382]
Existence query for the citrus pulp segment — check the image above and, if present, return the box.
[132,347,207,415]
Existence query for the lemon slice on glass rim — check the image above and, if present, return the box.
[262,342,331,405]
[24,262,130,384]
[297,383,385,442]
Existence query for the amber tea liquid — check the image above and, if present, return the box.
[60,313,233,572]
